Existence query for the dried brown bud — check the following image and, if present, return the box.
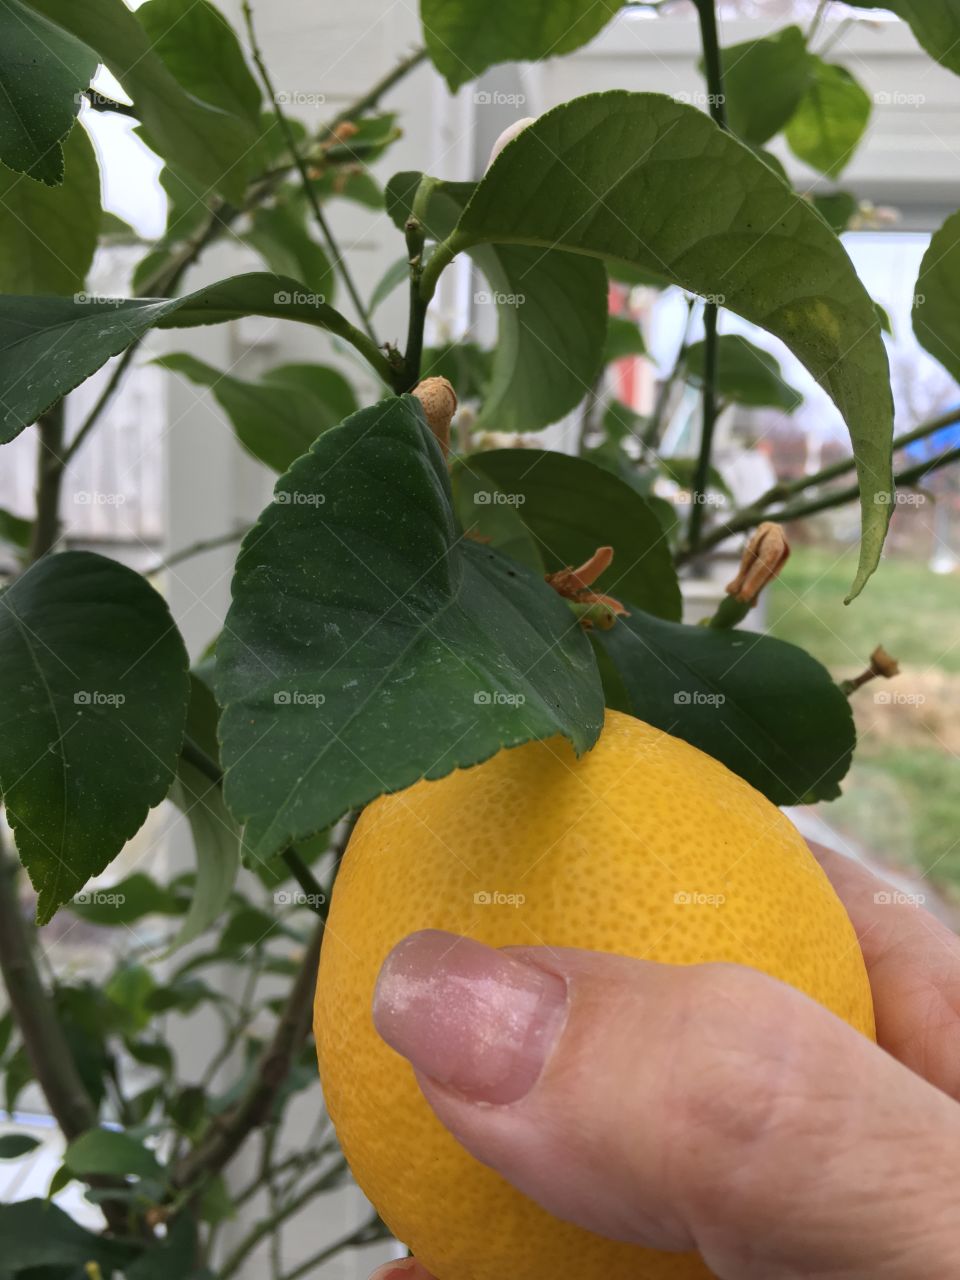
[869,644,900,680]
[725,522,790,605]
[412,377,457,455]
[329,121,358,144]
[545,546,628,629]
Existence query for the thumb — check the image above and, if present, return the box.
[373,930,960,1280]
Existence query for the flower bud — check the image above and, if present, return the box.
[412,377,457,455]
[725,522,790,605]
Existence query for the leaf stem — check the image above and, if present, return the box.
[241,1,379,347]
[418,231,465,305]
[27,403,65,561]
[642,296,697,449]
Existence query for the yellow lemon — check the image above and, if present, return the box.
[315,709,874,1280]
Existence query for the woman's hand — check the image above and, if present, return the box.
[367,847,960,1279]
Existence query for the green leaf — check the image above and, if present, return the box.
[136,0,261,124]
[912,208,960,383]
[455,448,681,620]
[847,1,960,77]
[0,551,190,922]
[596,609,855,804]
[420,0,620,90]
[422,341,492,402]
[0,124,100,293]
[65,1127,163,1180]
[0,1199,136,1271]
[451,464,544,572]
[369,255,409,315]
[0,1133,40,1158]
[25,0,258,203]
[657,455,732,499]
[0,506,31,549]
[67,871,188,923]
[448,92,893,598]
[0,272,376,445]
[217,395,604,863]
[388,171,608,433]
[247,201,335,302]
[604,315,647,363]
[0,0,98,183]
[166,675,240,949]
[158,353,356,472]
[813,190,859,234]
[105,963,156,1034]
[785,58,871,177]
[716,25,811,145]
[685,334,802,411]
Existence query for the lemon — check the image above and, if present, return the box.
[315,710,874,1280]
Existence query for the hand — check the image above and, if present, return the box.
[367,846,960,1279]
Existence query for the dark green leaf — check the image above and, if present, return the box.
[0,0,98,183]
[813,190,858,234]
[247,201,335,301]
[65,1127,163,1180]
[847,1,960,77]
[0,506,31,548]
[217,395,604,863]
[0,125,100,293]
[0,1198,136,1270]
[311,167,383,208]
[717,25,811,145]
[388,171,608,433]
[67,871,188,923]
[3,1044,32,1113]
[0,272,372,444]
[124,1038,174,1073]
[126,1215,202,1279]
[420,0,620,90]
[219,904,282,952]
[422,341,492,402]
[685,334,802,411]
[785,58,871,177]
[136,0,261,123]
[0,551,190,922]
[456,448,681,620]
[913,209,960,382]
[596,609,855,804]
[604,316,647,363]
[0,1133,40,1158]
[105,964,156,1034]
[26,0,258,203]
[451,464,543,572]
[657,455,732,499]
[451,92,893,598]
[157,353,351,472]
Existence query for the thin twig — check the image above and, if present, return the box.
[277,1214,387,1280]
[642,296,697,450]
[28,403,65,560]
[144,526,250,577]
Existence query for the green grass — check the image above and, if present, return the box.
[766,545,960,675]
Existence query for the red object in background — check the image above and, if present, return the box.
[608,281,650,413]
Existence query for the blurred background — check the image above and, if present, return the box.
[1,1,958,1275]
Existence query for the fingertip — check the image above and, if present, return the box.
[368,1260,435,1280]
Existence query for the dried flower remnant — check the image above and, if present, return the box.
[725,522,790,605]
[412,377,457,455]
[546,546,628,630]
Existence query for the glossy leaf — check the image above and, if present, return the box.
[217,396,604,863]
[0,272,371,444]
[0,1133,40,1158]
[813,189,858,234]
[420,0,621,91]
[0,506,31,548]
[785,58,871,177]
[0,125,100,293]
[455,448,682,620]
[450,92,893,598]
[65,1127,163,1180]
[136,0,261,124]
[158,354,357,472]
[596,609,855,804]
[604,315,647,362]
[25,0,258,203]
[0,1199,137,1271]
[388,171,608,433]
[0,551,190,922]
[913,209,960,382]
[66,871,188,924]
[717,25,811,145]
[0,0,98,183]
[847,1,960,77]
[685,334,802,411]
[247,201,335,302]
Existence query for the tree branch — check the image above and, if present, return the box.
[278,1214,387,1280]
[27,403,66,561]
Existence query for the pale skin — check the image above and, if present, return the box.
[365,845,960,1279]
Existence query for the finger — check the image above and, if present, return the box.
[811,842,960,1098]
[374,930,960,1280]
[368,1260,436,1280]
